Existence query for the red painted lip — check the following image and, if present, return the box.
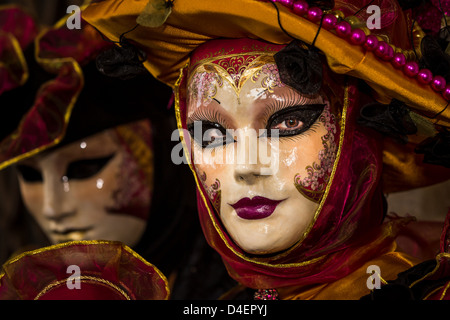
[230,196,285,220]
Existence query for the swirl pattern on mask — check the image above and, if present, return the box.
[294,104,337,203]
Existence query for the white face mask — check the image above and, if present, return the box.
[186,61,337,255]
[16,120,153,247]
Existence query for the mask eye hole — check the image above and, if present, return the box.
[65,154,116,180]
[266,104,325,137]
[188,121,235,149]
[271,118,304,131]
[17,165,43,183]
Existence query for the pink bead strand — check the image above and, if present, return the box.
[417,69,433,85]
[392,52,406,68]
[335,20,351,38]
[443,86,450,101]
[431,76,446,92]
[349,28,366,45]
[363,35,379,51]
[404,61,419,78]
[277,0,450,101]
[292,0,309,15]
[322,14,337,30]
[307,7,322,22]
[277,0,294,8]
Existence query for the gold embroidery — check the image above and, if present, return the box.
[34,275,132,300]
[188,53,277,99]
[294,182,325,203]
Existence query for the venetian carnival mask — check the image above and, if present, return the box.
[16,119,153,246]
[185,40,339,255]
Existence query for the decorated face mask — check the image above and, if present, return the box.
[175,38,389,291]
[16,119,153,246]
[185,41,338,255]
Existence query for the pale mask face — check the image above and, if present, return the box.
[186,59,337,255]
[16,120,153,246]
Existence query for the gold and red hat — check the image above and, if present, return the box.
[81,0,448,108]
[82,0,450,193]
[0,240,169,300]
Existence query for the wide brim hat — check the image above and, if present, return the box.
[0,240,169,300]
[82,0,450,193]
[0,5,173,171]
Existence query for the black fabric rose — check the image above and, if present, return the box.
[96,37,149,80]
[420,34,450,82]
[415,130,450,168]
[357,99,417,144]
[274,40,323,95]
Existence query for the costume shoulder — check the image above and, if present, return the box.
[362,210,450,300]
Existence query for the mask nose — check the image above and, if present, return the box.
[232,129,279,183]
[233,164,264,184]
[42,175,76,222]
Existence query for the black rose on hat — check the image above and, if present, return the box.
[357,99,418,144]
[96,37,149,80]
[274,40,323,95]
[415,130,450,168]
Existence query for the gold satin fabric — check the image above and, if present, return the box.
[278,243,420,299]
[383,139,450,193]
